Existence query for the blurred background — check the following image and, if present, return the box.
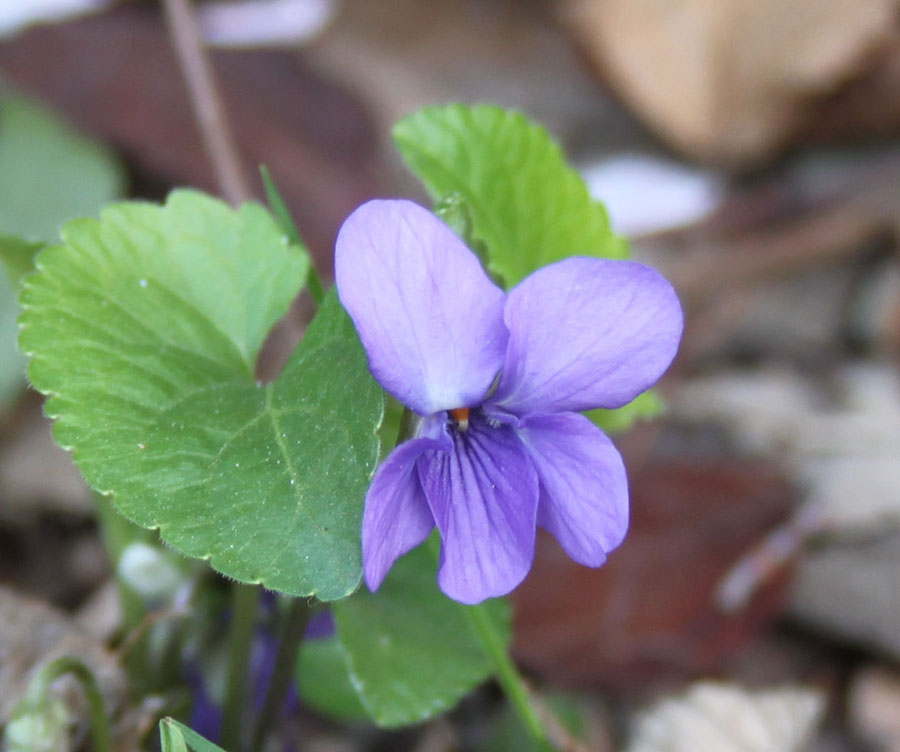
[1,0,899,750]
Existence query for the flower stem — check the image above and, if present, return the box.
[423,537,551,748]
[251,597,311,751]
[221,583,259,751]
[397,406,417,443]
[19,657,113,752]
[464,604,552,749]
[161,0,249,206]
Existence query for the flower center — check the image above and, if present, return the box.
[448,407,470,432]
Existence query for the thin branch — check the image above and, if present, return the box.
[668,207,888,305]
[161,0,250,206]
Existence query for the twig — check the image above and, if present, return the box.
[668,207,889,305]
[161,0,250,205]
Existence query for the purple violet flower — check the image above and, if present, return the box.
[336,199,683,604]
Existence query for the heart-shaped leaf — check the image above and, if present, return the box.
[296,635,369,722]
[20,190,383,600]
[393,104,627,288]
[332,543,510,727]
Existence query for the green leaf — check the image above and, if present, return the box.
[586,388,664,435]
[159,720,189,752]
[0,234,43,284]
[0,233,41,408]
[259,165,324,304]
[0,263,27,407]
[0,91,123,407]
[296,635,368,721]
[484,692,594,752]
[0,93,124,243]
[160,718,226,752]
[332,542,510,727]
[393,104,627,287]
[21,190,383,600]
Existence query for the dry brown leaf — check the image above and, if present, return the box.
[627,682,824,752]
[788,536,900,661]
[673,364,900,533]
[849,665,900,750]
[512,460,794,688]
[562,0,898,165]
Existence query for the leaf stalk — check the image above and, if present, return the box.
[221,583,260,751]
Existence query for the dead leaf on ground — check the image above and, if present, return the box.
[789,536,900,662]
[626,682,824,752]
[849,665,900,751]
[674,363,900,533]
[561,0,898,166]
[512,459,795,689]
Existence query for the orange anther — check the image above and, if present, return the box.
[449,407,470,431]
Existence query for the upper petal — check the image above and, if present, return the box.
[492,257,683,414]
[362,437,438,591]
[418,413,538,604]
[335,200,508,416]
[518,412,628,565]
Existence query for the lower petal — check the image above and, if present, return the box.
[362,438,438,591]
[418,415,538,604]
[518,412,628,566]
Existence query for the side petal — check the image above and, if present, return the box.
[362,437,438,591]
[335,199,508,416]
[518,412,628,565]
[493,257,683,415]
[418,414,538,604]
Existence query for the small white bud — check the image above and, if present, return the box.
[118,542,184,601]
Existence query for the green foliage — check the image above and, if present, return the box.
[0,234,43,284]
[0,271,24,406]
[0,236,44,405]
[160,718,226,752]
[394,104,627,288]
[5,657,112,752]
[259,165,323,304]
[332,542,510,727]
[587,388,665,434]
[0,93,123,408]
[297,635,369,721]
[0,93,124,243]
[3,697,69,752]
[21,190,383,600]
[484,692,595,752]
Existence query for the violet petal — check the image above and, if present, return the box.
[335,200,508,415]
[418,414,538,604]
[519,412,628,565]
[494,257,683,414]
[362,437,437,591]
